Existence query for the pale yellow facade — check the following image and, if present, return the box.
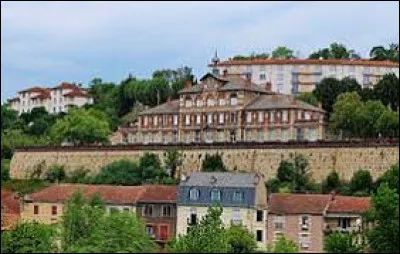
[176,206,267,249]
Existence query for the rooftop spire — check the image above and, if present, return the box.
[212,49,220,64]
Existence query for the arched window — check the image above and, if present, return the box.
[189,188,200,201]
[211,189,221,201]
[230,93,238,105]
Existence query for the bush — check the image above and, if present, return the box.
[350,169,373,194]
[1,159,11,182]
[45,165,66,183]
[66,167,91,184]
[324,232,362,253]
[201,153,227,172]
[322,170,341,194]
[226,226,258,253]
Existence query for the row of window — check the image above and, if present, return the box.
[184,94,238,108]
[188,188,245,203]
[239,65,390,73]
[142,205,172,217]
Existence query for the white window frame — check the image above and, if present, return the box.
[196,114,201,125]
[185,115,190,126]
[246,112,252,123]
[207,114,213,124]
[154,116,158,126]
[258,111,264,123]
[173,115,178,126]
[282,111,288,122]
[219,113,224,124]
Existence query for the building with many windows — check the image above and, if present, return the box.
[176,172,268,248]
[111,72,325,144]
[208,56,399,94]
[7,82,93,115]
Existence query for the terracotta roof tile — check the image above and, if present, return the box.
[1,213,20,231]
[210,58,399,67]
[138,185,178,203]
[19,87,48,93]
[139,100,180,115]
[1,189,21,215]
[268,193,331,215]
[327,196,371,214]
[63,89,89,98]
[53,82,79,90]
[27,184,178,205]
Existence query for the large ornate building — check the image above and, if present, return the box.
[111,72,325,144]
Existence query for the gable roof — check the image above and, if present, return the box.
[26,184,178,205]
[327,196,371,214]
[139,100,180,115]
[245,94,325,112]
[180,172,258,188]
[268,193,331,215]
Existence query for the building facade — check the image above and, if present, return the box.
[7,82,93,115]
[176,172,268,248]
[208,57,399,94]
[267,193,371,253]
[111,72,325,145]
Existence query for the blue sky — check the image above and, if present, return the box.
[1,1,399,103]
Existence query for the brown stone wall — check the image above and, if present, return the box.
[10,142,399,181]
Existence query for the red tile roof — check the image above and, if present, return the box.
[268,193,372,215]
[210,58,399,67]
[52,82,79,90]
[19,87,48,93]
[63,89,89,98]
[327,196,371,214]
[268,193,330,215]
[138,185,177,203]
[31,89,51,100]
[27,184,178,205]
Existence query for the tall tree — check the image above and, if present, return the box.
[373,73,399,111]
[349,169,373,196]
[164,148,183,178]
[271,46,295,59]
[366,183,399,253]
[202,153,228,172]
[322,170,341,194]
[369,43,399,62]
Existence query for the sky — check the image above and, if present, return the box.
[1,1,399,103]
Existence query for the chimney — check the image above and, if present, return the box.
[330,191,336,201]
[185,80,192,89]
[265,82,272,91]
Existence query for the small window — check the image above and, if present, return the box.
[230,93,238,106]
[256,210,264,222]
[219,113,224,124]
[233,191,243,202]
[154,116,158,126]
[282,111,288,122]
[143,205,153,216]
[246,112,252,123]
[274,215,284,229]
[256,230,263,242]
[270,111,275,122]
[258,111,264,123]
[259,74,266,80]
[196,114,201,125]
[162,205,171,217]
[207,114,213,124]
[34,205,39,215]
[185,115,190,126]
[51,206,57,215]
[211,189,221,202]
[189,188,200,201]
[173,115,178,126]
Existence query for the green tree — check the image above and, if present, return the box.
[1,129,48,159]
[369,43,399,62]
[324,232,362,253]
[349,169,373,196]
[366,183,399,253]
[164,148,183,178]
[66,167,91,184]
[266,236,298,253]
[1,221,55,253]
[168,206,229,253]
[45,164,66,183]
[277,161,294,183]
[50,108,111,145]
[92,160,142,185]
[1,159,10,182]
[296,92,319,107]
[309,43,359,60]
[374,164,399,194]
[202,153,227,172]
[67,212,157,253]
[322,170,341,194]
[355,101,387,138]
[61,190,105,250]
[226,226,258,253]
[271,46,295,59]
[330,92,363,138]
[1,104,24,131]
[375,109,399,138]
[373,73,399,111]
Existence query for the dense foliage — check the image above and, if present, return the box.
[324,232,362,253]
[201,153,228,172]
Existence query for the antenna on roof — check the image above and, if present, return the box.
[212,49,220,64]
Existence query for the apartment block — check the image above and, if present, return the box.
[7,82,93,115]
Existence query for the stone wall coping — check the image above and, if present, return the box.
[14,139,399,152]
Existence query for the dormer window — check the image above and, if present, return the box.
[189,188,200,201]
[211,189,221,202]
[230,93,238,106]
[233,191,244,202]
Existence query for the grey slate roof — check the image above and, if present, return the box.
[245,94,325,112]
[180,172,257,188]
[139,100,180,115]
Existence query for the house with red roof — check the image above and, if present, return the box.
[267,193,371,253]
[1,189,21,231]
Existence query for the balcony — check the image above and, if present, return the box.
[324,225,360,234]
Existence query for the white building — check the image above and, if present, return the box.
[209,57,399,94]
[7,82,93,115]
